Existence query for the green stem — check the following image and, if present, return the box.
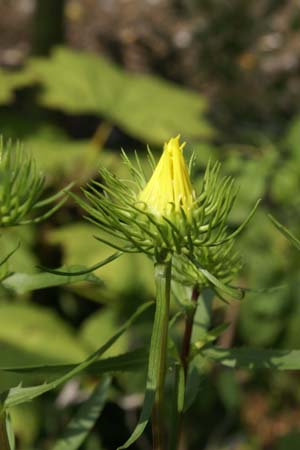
[152,260,172,450]
[168,286,200,450]
[180,285,200,380]
[0,413,10,450]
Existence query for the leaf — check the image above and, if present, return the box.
[0,243,21,269]
[1,301,152,410]
[52,376,111,450]
[183,291,213,411]
[39,251,122,277]
[0,228,37,275]
[5,413,15,450]
[26,137,101,183]
[168,363,185,450]
[217,370,241,413]
[202,346,300,370]
[0,68,33,105]
[193,323,230,350]
[269,215,300,251]
[0,348,148,378]
[47,223,154,297]
[0,304,87,370]
[9,403,40,448]
[80,309,128,358]
[191,290,214,343]
[183,355,207,412]
[2,269,103,296]
[28,47,213,145]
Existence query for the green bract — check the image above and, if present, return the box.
[0,138,70,227]
[173,239,242,295]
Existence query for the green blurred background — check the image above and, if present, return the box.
[1,1,300,449]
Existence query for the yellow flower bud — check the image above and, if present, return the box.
[139,136,195,218]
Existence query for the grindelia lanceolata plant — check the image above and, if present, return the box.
[75,136,258,450]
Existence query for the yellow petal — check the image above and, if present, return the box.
[139,136,194,219]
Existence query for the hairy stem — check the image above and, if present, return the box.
[152,260,172,450]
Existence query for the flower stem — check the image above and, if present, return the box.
[0,413,10,450]
[152,260,172,450]
[168,286,200,450]
[180,286,200,380]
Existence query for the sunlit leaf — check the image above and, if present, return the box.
[28,47,213,145]
[202,346,300,370]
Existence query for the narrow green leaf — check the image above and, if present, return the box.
[38,251,123,277]
[5,414,15,450]
[52,376,111,450]
[1,301,152,411]
[202,346,300,370]
[183,291,213,412]
[183,355,207,412]
[191,290,213,343]
[0,348,148,378]
[193,323,230,350]
[268,214,300,251]
[2,269,102,295]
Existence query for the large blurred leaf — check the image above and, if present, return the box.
[10,403,40,448]
[224,149,276,221]
[2,269,102,296]
[0,68,33,105]
[0,304,87,368]
[27,137,101,183]
[80,309,128,357]
[28,47,213,144]
[270,162,300,205]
